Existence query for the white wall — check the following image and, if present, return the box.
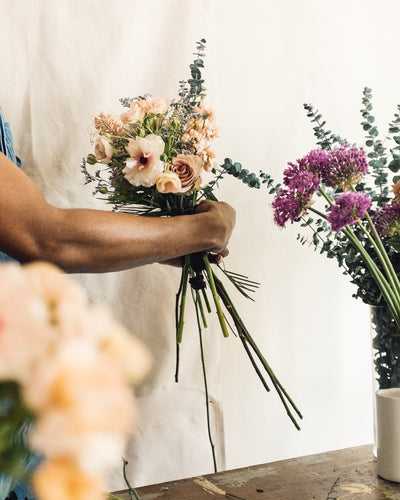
[213,0,400,470]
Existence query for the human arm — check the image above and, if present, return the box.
[0,153,236,273]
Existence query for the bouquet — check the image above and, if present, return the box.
[0,262,151,500]
[262,87,400,389]
[82,40,302,470]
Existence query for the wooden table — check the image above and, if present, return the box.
[113,445,400,499]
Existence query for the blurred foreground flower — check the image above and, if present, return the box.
[0,262,151,500]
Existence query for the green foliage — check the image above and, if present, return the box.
[372,305,400,388]
[221,158,260,188]
[0,382,33,480]
[303,103,346,150]
[261,89,400,310]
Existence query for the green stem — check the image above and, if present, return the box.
[356,219,400,309]
[122,459,141,500]
[203,254,229,337]
[197,288,208,328]
[365,211,400,298]
[343,226,400,327]
[176,255,191,344]
[193,288,218,472]
[212,272,302,429]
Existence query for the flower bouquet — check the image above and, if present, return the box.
[262,87,400,391]
[82,40,302,470]
[0,262,151,500]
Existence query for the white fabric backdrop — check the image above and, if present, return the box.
[1,0,400,491]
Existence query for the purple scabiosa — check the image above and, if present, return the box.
[327,191,372,232]
[372,203,400,238]
[319,145,368,190]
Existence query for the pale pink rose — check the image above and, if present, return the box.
[123,134,165,187]
[171,154,204,193]
[32,458,107,500]
[120,100,147,124]
[94,136,113,164]
[155,170,182,194]
[143,96,170,115]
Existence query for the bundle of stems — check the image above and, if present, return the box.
[174,250,303,471]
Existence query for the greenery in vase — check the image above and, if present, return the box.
[261,88,400,388]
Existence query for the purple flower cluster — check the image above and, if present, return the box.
[372,203,400,238]
[327,192,372,232]
[320,145,368,190]
[272,150,323,228]
[273,145,370,228]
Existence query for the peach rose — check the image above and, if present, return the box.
[155,170,182,194]
[120,99,147,124]
[171,154,204,193]
[123,134,165,187]
[144,96,170,115]
[94,136,113,164]
[32,458,106,500]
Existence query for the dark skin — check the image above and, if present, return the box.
[0,152,236,273]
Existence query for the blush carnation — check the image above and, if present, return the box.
[327,191,372,232]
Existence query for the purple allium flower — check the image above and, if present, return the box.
[283,149,327,189]
[327,191,372,232]
[372,203,400,238]
[273,172,320,228]
[320,145,368,190]
[272,188,303,228]
[273,150,325,228]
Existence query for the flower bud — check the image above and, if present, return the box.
[86,154,97,165]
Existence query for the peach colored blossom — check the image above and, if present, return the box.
[123,134,165,187]
[94,112,124,136]
[94,136,113,164]
[24,352,135,433]
[0,264,52,380]
[144,96,170,115]
[120,99,147,124]
[171,154,204,193]
[101,324,152,383]
[155,170,182,194]
[30,414,128,476]
[32,458,106,500]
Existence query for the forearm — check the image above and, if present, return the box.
[28,207,224,273]
[0,152,235,273]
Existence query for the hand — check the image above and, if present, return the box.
[159,252,224,268]
[194,200,236,257]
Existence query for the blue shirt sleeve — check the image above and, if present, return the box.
[0,108,38,500]
[0,107,21,263]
